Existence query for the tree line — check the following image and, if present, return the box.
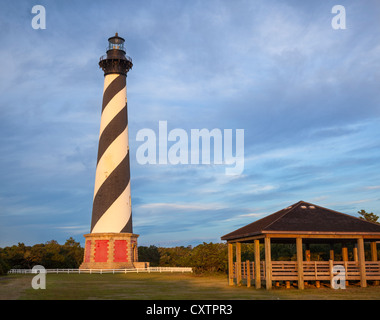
[1,241,379,275]
[0,240,230,275]
[0,238,84,275]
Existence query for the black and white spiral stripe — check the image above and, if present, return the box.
[91,74,132,233]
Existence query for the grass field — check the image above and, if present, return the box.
[1,273,380,300]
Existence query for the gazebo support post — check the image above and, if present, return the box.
[329,244,334,261]
[254,239,261,289]
[246,260,251,287]
[370,241,379,285]
[342,246,348,261]
[305,243,310,286]
[228,242,234,286]
[342,246,349,287]
[353,244,358,262]
[264,237,272,290]
[357,237,367,288]
[296,237,304,290]
[236,242,242,286]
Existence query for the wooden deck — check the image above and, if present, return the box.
[233,260,380,284]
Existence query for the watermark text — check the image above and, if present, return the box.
[136,121,244,175]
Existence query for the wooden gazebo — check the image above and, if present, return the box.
[221,201,380,290]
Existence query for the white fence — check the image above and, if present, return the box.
[8,267,193,274]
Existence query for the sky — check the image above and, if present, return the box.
[0,0,380,247]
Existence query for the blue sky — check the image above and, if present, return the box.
[0,0,379,247]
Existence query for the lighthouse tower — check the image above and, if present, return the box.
[80,34,140,269]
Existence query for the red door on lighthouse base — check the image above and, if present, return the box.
[94,240,109,262]
[113,240,128,262]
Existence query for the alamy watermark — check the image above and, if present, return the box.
[136,121,245,175]
[31,5,346,31]
[31,265,46,289]
[31,4,346,31]
[331,265,346,289]
[31,5,46,30]
[331,5,346,30]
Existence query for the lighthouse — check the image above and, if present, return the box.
[80,34,141,269]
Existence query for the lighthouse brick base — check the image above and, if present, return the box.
[80,233,147,269]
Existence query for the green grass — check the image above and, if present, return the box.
[1,273,380,300]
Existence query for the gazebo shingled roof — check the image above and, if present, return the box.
[221,200,380,241]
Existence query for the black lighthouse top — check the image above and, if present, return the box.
[99,33,133,76]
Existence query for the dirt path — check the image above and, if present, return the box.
[0,275,33,300]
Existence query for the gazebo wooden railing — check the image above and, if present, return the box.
[232,260,380,286]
